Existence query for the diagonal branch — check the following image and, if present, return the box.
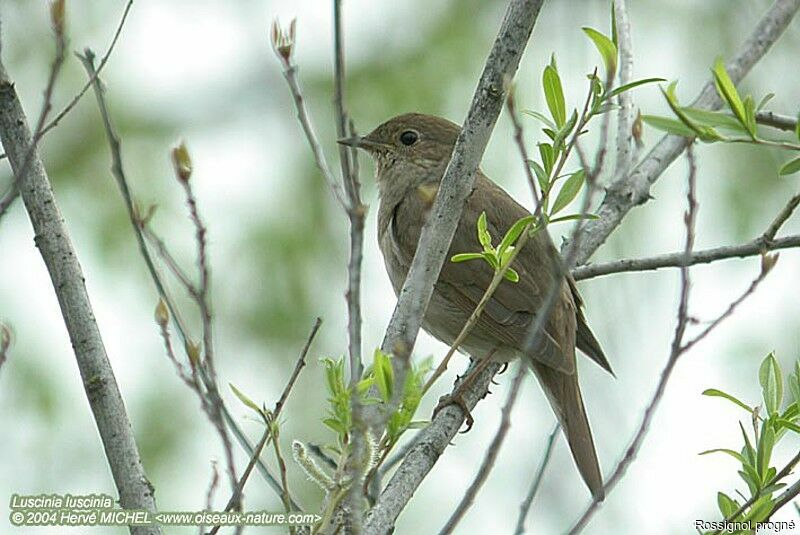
[0,45,160,535]
[572,0,800,265]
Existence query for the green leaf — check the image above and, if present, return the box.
[712,57,749,135]
[779,157,800,176]
[549,213,600,223]
[744,495,774,523]
[789,361,800,411]
[552,110,578,152]
[229,383,263,416]
[739,422,757,469]
[538,143,555,175]
[582,27,617,78]
[641,115,696,137]
[662,82,724,141]
[717,492,739,518]
[604,77,666,101]
[498,215,536,256]
[756,422,775,477]
[681,108,747,132]
[523,110,556,131]
[543,63,567,128]
[698,448,745,464]
[702,388,753,413]
[796,113,800,142]
[373,349,394,403]
[550,169,585,215]
[477,211,492,250]
[757,93,775,111]
[759,352,783,416]
[451,253,486,263]
[527,159,549,192]
[743,94,758,139]
[775,418,800,434]
[503,267,520,282]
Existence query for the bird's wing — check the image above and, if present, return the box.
[567,276,615,375]
[389,172,575,373]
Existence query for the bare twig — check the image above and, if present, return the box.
[276,317,323,416]
[271,19,348,211]
[613,0,636,178]
[573,0,800,265]
[514,423,560,535]
[198,461,220,535]
[438,364,527,534]
[0,42,160,535]
[0,1,66,221]
[572,192,800,280]
[568,145,700,533]
[507,90,542,211]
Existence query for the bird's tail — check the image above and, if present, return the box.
[529,361,605,501]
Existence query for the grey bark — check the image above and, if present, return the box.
[0,63,160,535]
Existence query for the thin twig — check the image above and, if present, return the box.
[514,423,560,535]
[198,461,220,535]
[0,3,66,221]
[0,323,10,377]
[438,364,527,534]
[271,20,348,211]
[507,89,542,211]
[754,110,798,131]
[572,192,800,280]
[568,146,698,534]
[211,317,321,531]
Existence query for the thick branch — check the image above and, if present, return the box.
[378,0,544,413]
[0,62,159,535]
[572,0,800,265]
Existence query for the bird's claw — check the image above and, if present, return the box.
[498,362,509,375]
[433,392,474,433]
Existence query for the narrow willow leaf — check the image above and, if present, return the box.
[582,27,617,77]
[498,215,536,255]
[549,213,600,223]
[779,157,800,176]
[543,63,567,127]
[604,77,666,101]
[756,422,775,477]
[641,115,696,137]
[230,383,263,416]
[527,159,549,192]
[663,82,724,141]
[551,170,585,215]
[776,418,800,434]
[702,388,753,413]
[743,95,758,139]
[712,57,748,132]
[759,352,783,416]
[757,93,775,111]
[681,108,746,132]
[699,448,745,463]
[477,211,492,250]
[523,110,556,131]
[539,143,555,175]
[717,492,739,518]
[451,253,486,263]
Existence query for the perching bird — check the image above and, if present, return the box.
[340,113,613,500]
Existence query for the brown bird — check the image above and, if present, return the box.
[340,113,613,500]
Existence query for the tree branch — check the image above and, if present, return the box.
[572,192,800,280]
[0,50,160,535]
[613,0,636,178]
[572,0,800,265]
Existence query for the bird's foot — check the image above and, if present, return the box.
[433,392,474,433]
[498,362,509,375]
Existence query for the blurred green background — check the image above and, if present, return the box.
[1,0,798,533]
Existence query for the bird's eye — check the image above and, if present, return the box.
[399,130,419,146]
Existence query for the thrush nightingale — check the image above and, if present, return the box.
[339,113,613,500]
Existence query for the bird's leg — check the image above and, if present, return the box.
[432,349,498,433]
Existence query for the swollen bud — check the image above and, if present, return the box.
[171,141,192,183]
[761,252,779,274]
[50,0,66,37]
[270,18,296,64]
[154,298,170,327]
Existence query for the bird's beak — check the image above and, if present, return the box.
[337,135,363,148]
[337,135,385,151]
